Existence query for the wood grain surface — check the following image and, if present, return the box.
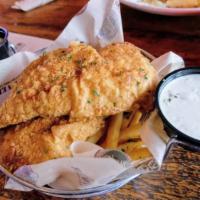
[0,0,200,199]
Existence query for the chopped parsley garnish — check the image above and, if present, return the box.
[165,93,179,103]
[90,61,97,65]
[60,85,67,92]
[138,67,145,72]
[76,60,82,65]
[137,81,141,86]
[75,58,87,68]
[87,99,91,104]
[16,89,21,94]
[53,76,59,81]
[66,54,72,61]
[92,89,100,97]
[144,74,148,80]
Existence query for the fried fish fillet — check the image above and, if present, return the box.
[0,117,104,171]
[0,42,157,128]
[70,43,157,118]
[0,43,102,128]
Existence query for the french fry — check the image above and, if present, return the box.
[121,106,141,130]
[118,110,151,161]
[119,111,142,144]
[118,141,151,160]
[129,111,142,128]
[127,148,152,160]
[104,113,123,148]
[87,129,104,144]
[118,141,144,153]
[119,124,141,144]
[121,117,130,130]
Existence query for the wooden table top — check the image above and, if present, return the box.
[0,0,200,199]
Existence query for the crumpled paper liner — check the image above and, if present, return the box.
[12,0,54,12]
[5,142,129,191]
[0,0,185,192]
[9,32,53,52]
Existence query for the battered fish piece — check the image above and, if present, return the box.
[0,43,102,128]
[71,43,157,118]
[0,117,104,171]
[0,42,157,128]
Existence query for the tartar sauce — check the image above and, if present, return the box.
[159,74,200,140]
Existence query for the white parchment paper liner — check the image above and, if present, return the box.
[12,0,54,12]
[0,0,185,191]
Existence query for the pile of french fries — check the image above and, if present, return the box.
[87,106,152,160]
[104,111,152,160]
[88,107,152,161]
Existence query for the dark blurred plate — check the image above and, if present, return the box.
[121,0,200,16]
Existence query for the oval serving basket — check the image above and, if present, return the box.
[0,48,156,198]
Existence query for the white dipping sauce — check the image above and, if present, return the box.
[159,74,200,140]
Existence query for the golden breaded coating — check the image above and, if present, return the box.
[0,117,104,171]
[0,42,157,128]
[0,43,102,128]
[71,43,157,118]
